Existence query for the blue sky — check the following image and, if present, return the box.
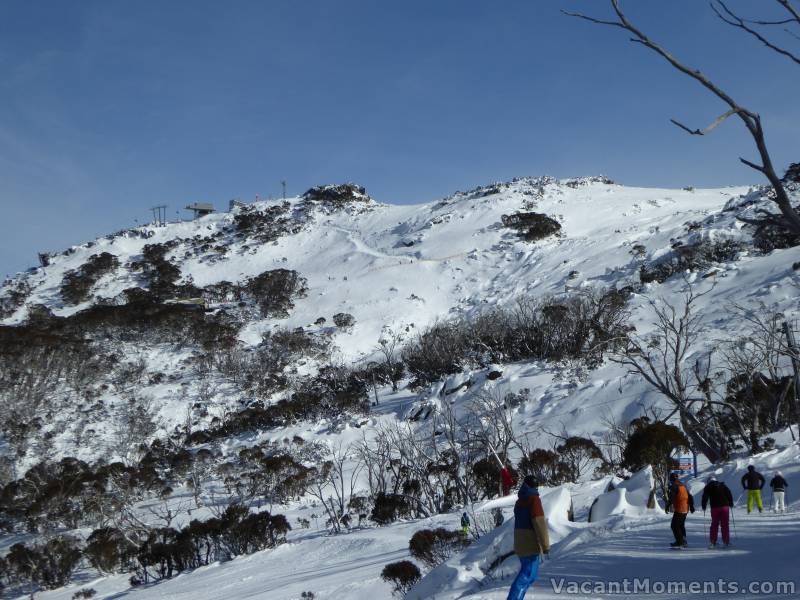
[1,0,798,277]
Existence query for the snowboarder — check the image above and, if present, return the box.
[701,476,733,548]
[501,466,514,496]
[507,475,550,600]
[494,507,505,528]
[665,472,695,548]
[460,512,470,537]
[769,471,788,513]
[741,465,765,514]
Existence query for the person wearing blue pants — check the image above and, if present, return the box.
[508,475,550,600]
[508,555,541,600]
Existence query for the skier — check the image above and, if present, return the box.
[460,512,471,537]
[741,465,765,514]
[507,475,550,600]
[769,471,788,513]
[501,466,515,496]
[494,507,505,528]
[701,476,733,548]
[665,472,695,548]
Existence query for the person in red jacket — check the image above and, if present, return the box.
[501,466,514,496]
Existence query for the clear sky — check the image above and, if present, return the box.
[0,0,797,277]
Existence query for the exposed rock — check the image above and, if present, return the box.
[303,183,370,204]
[501,212,562,242]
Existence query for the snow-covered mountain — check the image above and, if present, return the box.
[1,176,799,599]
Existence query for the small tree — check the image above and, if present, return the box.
[376,326,406,392]
[555,436,604,483]
[623,420,689,503]
[517,449,570,486]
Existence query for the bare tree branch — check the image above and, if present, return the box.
[670,108,739,136]
[564,0,800,234]
[777,0,800,25]
[712,1,800,66]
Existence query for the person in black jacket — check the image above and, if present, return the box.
[741,465,765,513]
[701,477,733,547]
[770,471,788,513]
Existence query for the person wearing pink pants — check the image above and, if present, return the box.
[710,506,730,546]
[701,477,734,548]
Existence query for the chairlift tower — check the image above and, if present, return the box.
[150,205,167,226]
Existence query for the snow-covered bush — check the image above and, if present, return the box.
[332,312,356,329]
[408,528,470,569]
[5,536,82,590]
[403,290,629,386]
[232,202,298,241]
[639,237,745,283]
[84,527,137,574]
[501,211,562,241]
[303,183,370,205]
[370,493,414,525]
[60,252,119,305]
[0,278,31,319]
[133,506,290,584]
[131,242,185,299]
[246,269,307,318]
[381,560,421,597]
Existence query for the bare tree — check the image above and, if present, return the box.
[611,281,741,462]
[308,443,364,533]
[718,306,798,449]
[376,326,406,392]
[111,392,159,466]
[564,0,800,234]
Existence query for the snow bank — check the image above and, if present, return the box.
[409,486,576,599]
[589,466,657,522]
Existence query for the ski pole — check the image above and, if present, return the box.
[731,507,738,541]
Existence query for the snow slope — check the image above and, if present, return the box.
[6,176,799,464]
[3,176,800,599]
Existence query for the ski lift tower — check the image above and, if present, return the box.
[150,205,167,226]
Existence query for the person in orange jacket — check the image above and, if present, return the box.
[665,472,695,548]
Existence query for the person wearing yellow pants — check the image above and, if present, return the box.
[460,512,470,537]
[741,465,765,514]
